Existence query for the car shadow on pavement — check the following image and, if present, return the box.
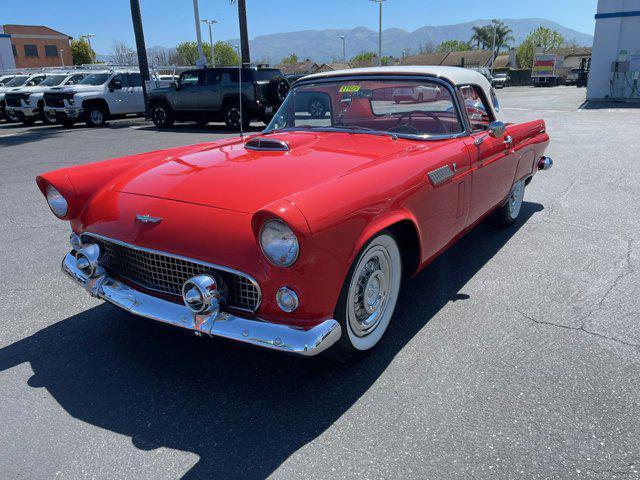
[0,202,543,479]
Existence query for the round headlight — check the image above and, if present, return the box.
[46,185,68,218]
[259,220,299,267]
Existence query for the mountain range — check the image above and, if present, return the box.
[97,18,593,65]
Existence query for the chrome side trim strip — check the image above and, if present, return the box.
[61,252,341,356]
[81,232,262,311]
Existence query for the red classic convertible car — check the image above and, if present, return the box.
[37,66,552,360]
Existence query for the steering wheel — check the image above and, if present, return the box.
[389,110,447,135]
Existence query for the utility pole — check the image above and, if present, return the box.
[80,33,96,63]
[202,19,217,66]
[59,49,65,67]
[129,0,151,117]
[370,0,386,66]
[340,35,346,63]
[192,0,206,67]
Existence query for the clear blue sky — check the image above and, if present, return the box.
[3,0,598,54]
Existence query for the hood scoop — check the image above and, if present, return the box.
[245,137,289,152]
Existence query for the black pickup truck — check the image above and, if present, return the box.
[147,67,289,130]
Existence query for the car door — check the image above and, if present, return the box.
[127,73,145,113]
[201,70,222,114]
[177,71,206,111]
[460,85,519,227]
[107,74,130,114]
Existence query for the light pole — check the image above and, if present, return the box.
[201,19,217,66]
[80,33,96,63]
[340,35,346,63]
[192,0,206,67]
[490,19,498,72]
[59,49,65,67]
[370,0,386,66]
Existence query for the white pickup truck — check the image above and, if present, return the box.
[5,71,87,125]
[43,70,146,127]
[1,73,47,122]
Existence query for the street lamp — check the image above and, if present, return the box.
[80,33,96,63]
[370,0,386,66]
[339,35,346,63]
[59,49,65,67]
[201,19,218,66]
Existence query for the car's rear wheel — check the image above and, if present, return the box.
[496,179,525,226]
[85,104,107,127]
[326,232,402,362]
[151,103,174,128]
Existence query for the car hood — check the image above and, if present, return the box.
[112,131,421,214]
[51,84,102,94]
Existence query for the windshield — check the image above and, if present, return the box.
[265,78,463,139]
[5,76,28,87]
[79,73,111,86]
[40,75,68,86]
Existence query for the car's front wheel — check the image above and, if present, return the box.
[151,103,174,128]
[40,105,56,125]
[308,98,327,118]
[85,104,108,127]
[327,232,402,361]
[223,104,250,130]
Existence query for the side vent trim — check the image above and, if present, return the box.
[245,137,289,151]
[427,165,454,186]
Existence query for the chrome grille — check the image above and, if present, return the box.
[82,234,261,312]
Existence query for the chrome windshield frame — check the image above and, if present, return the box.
[264,74,471,141]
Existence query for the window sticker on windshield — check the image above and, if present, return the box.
[339,85,361,93]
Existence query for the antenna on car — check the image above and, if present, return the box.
[238,45,243,138]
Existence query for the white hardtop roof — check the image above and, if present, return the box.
[302,66,491,87]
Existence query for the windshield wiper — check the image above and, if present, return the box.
[318,125,398,139]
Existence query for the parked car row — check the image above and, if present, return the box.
[0,66,294,130]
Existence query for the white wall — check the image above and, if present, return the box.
[0,26,16,72]
[588,0,640,99]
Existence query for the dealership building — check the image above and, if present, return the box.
[0,24,72,71]
[588,0,640,100]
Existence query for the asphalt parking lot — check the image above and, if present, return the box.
[1,86,639,479]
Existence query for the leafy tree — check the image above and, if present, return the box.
[212,41,239,66]
[516,26,565,69]
[176,41,211,66]
[281,53,299,64]
[174,41,238,66]
[436,40,472,53]
[350,51,377,66]
[71,39,93,65]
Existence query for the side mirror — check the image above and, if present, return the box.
[487,121,506,138]
[110,79,123,91]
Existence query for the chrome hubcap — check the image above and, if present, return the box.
[348,247,392,337]
[508,181,524,218]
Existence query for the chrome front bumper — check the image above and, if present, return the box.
[45,106,83,118]
[61,252,341,356]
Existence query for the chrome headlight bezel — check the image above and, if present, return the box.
[46,184,68,218]
[259,219,300,267]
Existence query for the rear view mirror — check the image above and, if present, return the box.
[487,121,506,138]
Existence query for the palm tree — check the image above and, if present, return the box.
[470,25,492,50]
[230,0,250,65]
[490,20,514,57]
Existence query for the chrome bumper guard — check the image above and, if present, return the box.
[62,252,341,356]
